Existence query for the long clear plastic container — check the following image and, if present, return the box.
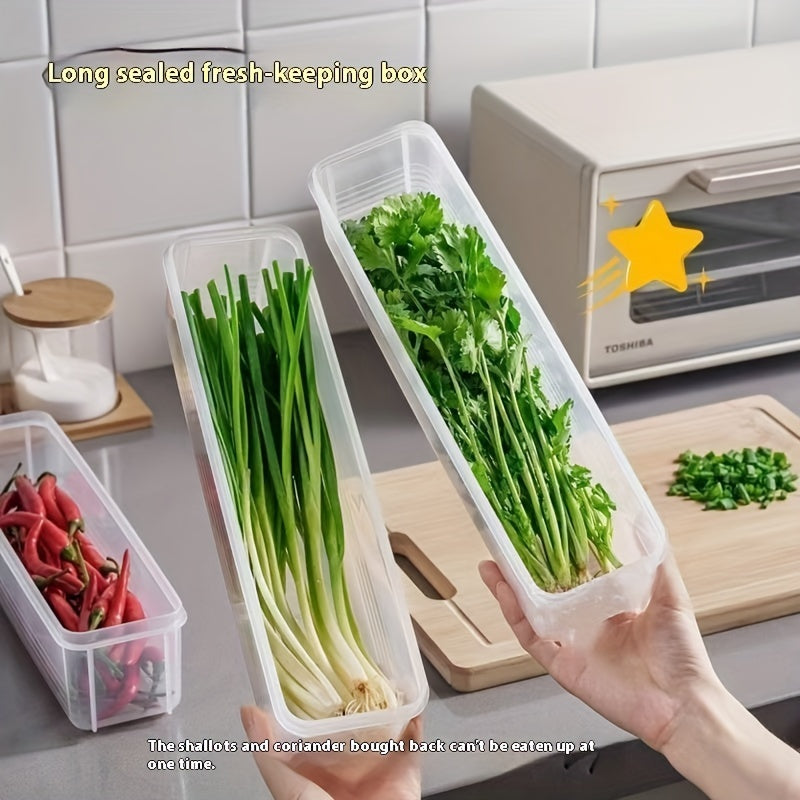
[309,121,667,642]
[0,411,186,731]
[164,225,428,741]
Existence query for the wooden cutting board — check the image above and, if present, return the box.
[373,395,800,692]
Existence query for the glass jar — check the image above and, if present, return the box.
[2,278,117,423]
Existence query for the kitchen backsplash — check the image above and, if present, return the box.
[1,0,797,376]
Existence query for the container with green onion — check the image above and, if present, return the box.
[165,226,428,740]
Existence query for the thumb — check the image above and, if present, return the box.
[240,706,331,800]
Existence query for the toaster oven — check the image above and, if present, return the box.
[470,42,800,387]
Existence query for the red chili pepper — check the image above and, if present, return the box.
[74,531,118,575]
[34,569,84,594]
[39,538,56,563]
[97,578,117,600]
[61,541,89,588]
[45,588,80,631]
[90,579,117,629]
[54,486,84,537]
[55,574,86,594]
[95,660,122,694]
[98,663,139,721]
[0,490,19,515]
[78,569,98,632]
[32,570,67,590]
[0,512,69,550]
[54,563,84,595]
[37,473,68,529]
[86,563,110,594]
[109,592,146,665]
[103,550,129,629]
[21,518,63,580]
[15,475,45,516]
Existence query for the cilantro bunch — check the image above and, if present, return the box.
[343,193,620,592]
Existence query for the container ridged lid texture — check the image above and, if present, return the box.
[2,278,114,328]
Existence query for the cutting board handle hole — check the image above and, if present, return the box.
[390,530,456,601]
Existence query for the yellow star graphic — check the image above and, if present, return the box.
[600,196,621,215]
[607,200,703,293]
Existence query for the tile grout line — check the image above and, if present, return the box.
[245,5,424,37]
[240,0,253,224]
[423,0,430,122]
[43,0,68,278]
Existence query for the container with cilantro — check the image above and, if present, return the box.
[310,121,667,641]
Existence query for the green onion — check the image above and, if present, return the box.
[668,447,797,510]
[183,260,398,719]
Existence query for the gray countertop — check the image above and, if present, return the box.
[1,335,799,800]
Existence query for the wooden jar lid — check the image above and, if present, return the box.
[2,278,114,328]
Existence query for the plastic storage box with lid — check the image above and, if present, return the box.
[163,225,428,741]
[2,278,118,423]
[0,411,186,731]
[309,121,667,642]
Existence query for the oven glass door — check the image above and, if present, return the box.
[629,192,800,323]
[589,148,800,383]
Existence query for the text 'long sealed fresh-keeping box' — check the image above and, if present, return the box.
[309,121,667,642]
[0,411,186,731]
[164,225,428,741]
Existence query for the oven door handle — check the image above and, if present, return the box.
[688,157,800,194]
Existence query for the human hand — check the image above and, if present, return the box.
[479,551,720,753]
[240,706,422,800]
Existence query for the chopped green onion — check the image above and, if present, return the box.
[667,446,797,510]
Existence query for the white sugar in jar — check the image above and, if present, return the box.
[2,278,118,423]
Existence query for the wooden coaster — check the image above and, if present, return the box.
[0,374,153,442]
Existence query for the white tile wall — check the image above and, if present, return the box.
[0,59,62,256]
[48,0,242,59]
[247,10,425,218]
[251,209,363,332]
[0,0,47,62]
[0,249,65,380]
[754,0,800,44]
[65,222,246,372]
[1,1,799,374]
[54,34,248,245]
[595,0,754,67]
[426,0,594,173]
[246,0,421,29]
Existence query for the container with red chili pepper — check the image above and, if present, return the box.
[0,411,186,731]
